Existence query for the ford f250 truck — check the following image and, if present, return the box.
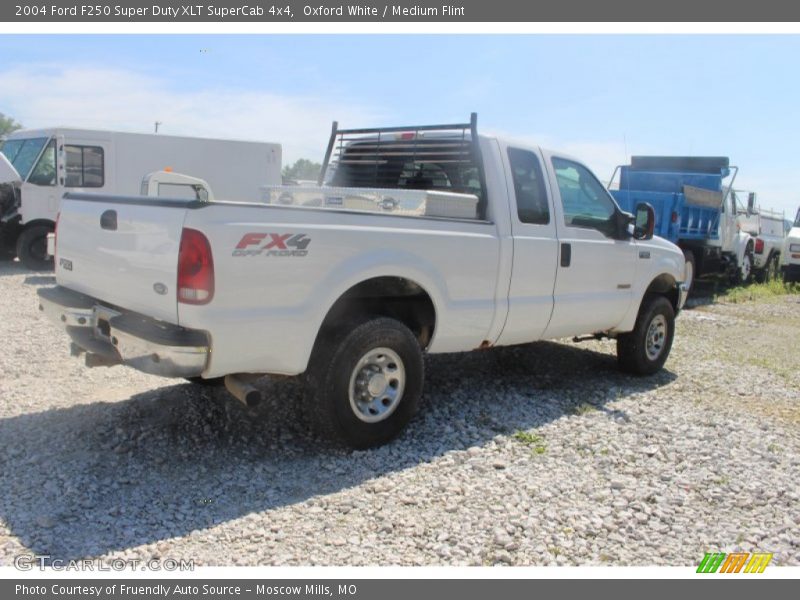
[37,115,687,448]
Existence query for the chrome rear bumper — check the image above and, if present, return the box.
[37,286,208,378]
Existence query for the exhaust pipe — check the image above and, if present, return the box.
[224,374,262,408]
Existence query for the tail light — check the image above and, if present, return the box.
[754,238,764,254]
[177,228,214,305]
[671,211,678,224]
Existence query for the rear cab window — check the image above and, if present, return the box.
[326,136,484,209]
[508,147,549,225]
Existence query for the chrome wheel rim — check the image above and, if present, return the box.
[348,347,405,423]
[645,314,668,361]
[741,255,752,281]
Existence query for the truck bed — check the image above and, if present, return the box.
[53,192,503,378]
[260,185,480,220]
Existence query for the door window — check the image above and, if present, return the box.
[508,147,549,225]
[27,139,56,186]
[552,157,617,236]
[65,145,104,187]
[0,137,48,180]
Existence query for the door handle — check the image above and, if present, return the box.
[560,243,571,267]
[100,210,117,231]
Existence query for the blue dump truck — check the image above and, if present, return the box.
[609,156,768,293]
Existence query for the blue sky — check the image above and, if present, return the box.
[1,34,798,215]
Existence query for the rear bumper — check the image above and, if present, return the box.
[37,286,209,378]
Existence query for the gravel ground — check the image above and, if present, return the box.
[0,259,798,567]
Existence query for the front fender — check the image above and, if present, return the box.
[615,238,685,333]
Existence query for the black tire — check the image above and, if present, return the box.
[617,295,675,376]
[764,254,780,283]
[730,250,753,286]
[16,225,53,271]
[682,249,696,296]
[304,317,424,449]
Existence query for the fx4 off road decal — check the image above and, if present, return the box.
[233,233,311,257]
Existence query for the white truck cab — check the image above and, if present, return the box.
[0,127,281,269]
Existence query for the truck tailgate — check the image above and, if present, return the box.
[55,194,187,324]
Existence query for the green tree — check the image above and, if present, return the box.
[0,113,22,139]
[282,158,322,182]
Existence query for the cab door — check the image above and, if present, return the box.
[19,137,58,224]
[543,154,638,339]
[495,144,559,345]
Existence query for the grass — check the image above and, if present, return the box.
[512,430,547,455]
[713,279,800,304]
[571,402,598,416]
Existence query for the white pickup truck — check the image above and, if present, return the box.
[38,115,687,448]
[783,207,800,283]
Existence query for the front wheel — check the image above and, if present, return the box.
[617,295,675,376]
[764,254,781,283]
[731,251,753,286]
[16,225,53,271]
[304,317,424,449]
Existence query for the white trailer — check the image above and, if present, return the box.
[0,127,281,269]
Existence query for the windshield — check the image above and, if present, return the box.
[0,137,49,180]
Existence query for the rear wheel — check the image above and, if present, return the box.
[617,295,675,375]
[304,317,424,449]
[764,254,780,283]
[16,225,53,271]
[731,250,753,286]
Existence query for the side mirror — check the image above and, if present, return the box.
[633,202,655,240]
[747,192,756,215]
[614,210,634,240]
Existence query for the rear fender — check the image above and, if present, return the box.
[734,231,753,265]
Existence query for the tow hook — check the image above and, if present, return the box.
[224,374,263,408]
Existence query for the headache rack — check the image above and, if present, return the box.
[318,113,489,219]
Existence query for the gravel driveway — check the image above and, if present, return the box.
[0,259,798,566]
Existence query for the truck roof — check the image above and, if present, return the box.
[5,127,279,148]
[629,156,730,174]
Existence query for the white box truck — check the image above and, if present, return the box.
[0,128,281,269]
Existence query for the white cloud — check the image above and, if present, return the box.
[0,64,387,163]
